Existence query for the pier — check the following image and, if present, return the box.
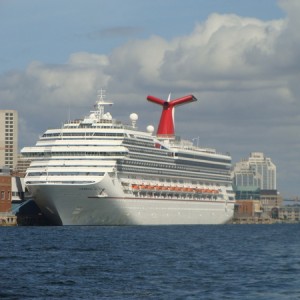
[0,213,17,226]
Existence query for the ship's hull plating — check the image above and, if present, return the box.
[28,181,235,225]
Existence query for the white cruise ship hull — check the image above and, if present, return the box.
[29,181,235,226]
[22,92,236,226]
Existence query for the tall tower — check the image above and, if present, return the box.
[248,152,276,190]
[147,94,197,137]
[0,110,18,170]
[233,152,276,190]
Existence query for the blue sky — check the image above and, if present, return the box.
[1,0,300,198]
[0,0,283,72]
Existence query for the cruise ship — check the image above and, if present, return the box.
[21,91,235,225]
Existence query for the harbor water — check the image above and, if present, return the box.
[1,224,300,299]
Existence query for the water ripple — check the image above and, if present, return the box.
[1,224,300,299]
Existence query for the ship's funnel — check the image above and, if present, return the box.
[147,94,197,137]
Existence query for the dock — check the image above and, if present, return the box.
[0,213,17,226]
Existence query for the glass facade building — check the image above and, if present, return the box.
[232,152,281,216]
[232,152,276,199]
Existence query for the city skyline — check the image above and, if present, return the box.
[1,0,300,197]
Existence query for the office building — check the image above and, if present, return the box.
[232,152,276,191]
[0,110,18,170]
[15,154,31,176]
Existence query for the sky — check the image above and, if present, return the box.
[1,0,299,198]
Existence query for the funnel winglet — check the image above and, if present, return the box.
[147,94,197,137]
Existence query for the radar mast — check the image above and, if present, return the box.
[92,89,113,121]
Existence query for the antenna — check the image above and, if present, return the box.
[97,88,106,101]
[68,100,71,122]
[92,89,113,120]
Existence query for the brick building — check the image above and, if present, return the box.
[234,200,262,218]
[0,173,12,212]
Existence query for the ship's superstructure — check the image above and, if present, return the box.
[21,91,235,225]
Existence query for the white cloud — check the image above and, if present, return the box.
[107,36,170,91]
[25,53,110,106]
[160,14,284,89]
